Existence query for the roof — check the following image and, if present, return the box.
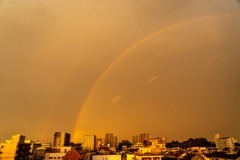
[182,154,202,160]
[205,153,240,159]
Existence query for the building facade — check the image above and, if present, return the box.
[0,134,31,160]
[53,132,71,147]
[139,133,150,143]
[83,134,96,151]
[214,134,236,150]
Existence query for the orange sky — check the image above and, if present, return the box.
[0,0,240,143]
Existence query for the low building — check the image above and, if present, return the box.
[135,154,163,160]
[92,154,121,160]
[205,152,240,160]
[44,146,72,160]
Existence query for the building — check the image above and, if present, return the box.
[139,133,150,143]
[62,147,82,160]
[92,154,121,160]
[0,134,31,160]
[44,146,71,160]
[113,136,118,149]
[83,134,96,151]
[133,135,139,145]
[214,134,236,150]
[150,137,166,153]
[24,139,41,154]
[95,138,104,149]
[105,133,114,147]
[206,152,240,160]
[53,132,71,147]
[135,154,163,160]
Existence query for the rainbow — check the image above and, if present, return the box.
[73,12,240,141]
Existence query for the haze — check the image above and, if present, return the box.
[0,0,240,143]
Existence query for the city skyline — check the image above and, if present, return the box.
[1,0,240,143]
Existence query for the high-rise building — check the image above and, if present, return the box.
[53,132,71,147]
[104,133,118,148]
[139,133,150,143]
[132,135,139,145]
[82,134,96,151]
[105,133,114,147]
[113,136,118,149]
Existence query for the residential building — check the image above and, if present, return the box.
[92,154,121,160]
[105,133,113,147]
[133,135,140,145]
[214,134,236,150]
[139,133,150,143]
[24,139,41,154]
[0,134,30,160]
[206,152,240,160]
[53,132,71,147]
[62,147,82,160]
[135,154,163,160]
[44,147,71,160]
[82,134,96,151]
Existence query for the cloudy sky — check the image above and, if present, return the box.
[0,0,240,143]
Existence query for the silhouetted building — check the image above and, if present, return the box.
[53,132,71,147]
[139,133,150,143]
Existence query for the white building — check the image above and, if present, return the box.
[135,154,162,160]
[214,134,236,150]
[44,146,71,160]
[83,134,96,151]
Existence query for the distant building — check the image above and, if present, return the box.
[82,134,96,151]
[113,136,118,149]
[139,133,150,143]
[149,138,166,153]
[133,135,140,145]
[95,138,104,149]
[53,132,71,147]
[214,134,236,150]
[105,133,114,147]
[0,134,31,160]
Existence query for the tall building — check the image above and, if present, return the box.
[139,133,150,143]
[132,135,139,145]
[82,134,96,151]
[105,133,114,147]
[104,133,118,148]
[113,136,118,149]
[53,132,71,147]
